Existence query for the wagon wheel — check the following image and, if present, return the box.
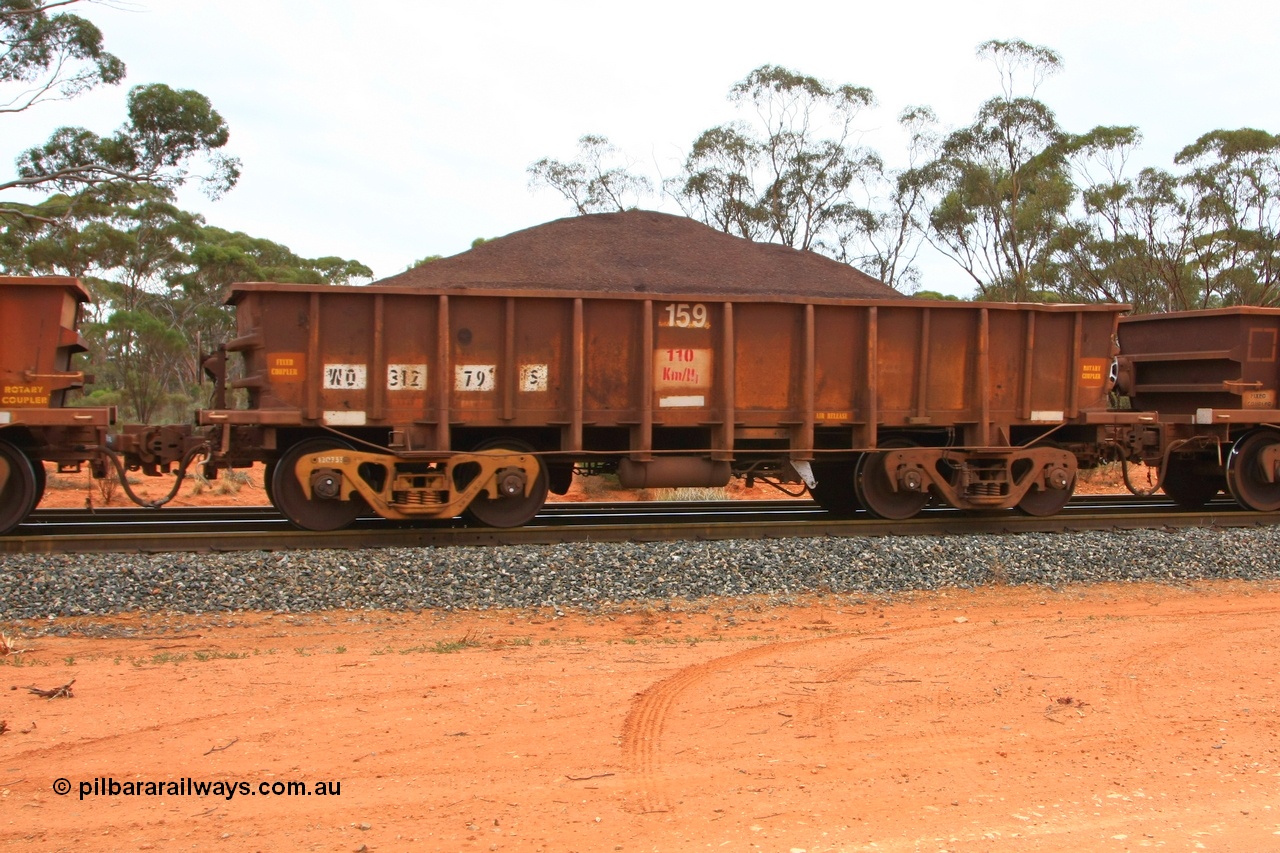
[1226,429,1280,512]
[262,460,276,507]
[0,438,39,536]
[1016,444,1076,517]
[459,439,548,528]
[1160,454,1222,510]
[31,456,47,507]
[1016,475,1076,517]
[271,438,367,531]
[855,449,929,520]
[808,460,861,517]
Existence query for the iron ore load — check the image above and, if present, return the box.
[3,210,1277,535]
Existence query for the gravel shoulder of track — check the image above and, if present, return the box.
[2,526,1275,626]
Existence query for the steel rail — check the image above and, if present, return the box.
[2,496,1275,555]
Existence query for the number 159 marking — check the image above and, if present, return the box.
[662,302,709,328]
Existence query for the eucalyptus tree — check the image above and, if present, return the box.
[731,65,879,251]
[1,0,123,112]
[1,0,239,227]
[1175,128,1280,307]
[160,225,373,414]
[669,122,767,240]
[1046,125,1184,312]
[668,65,882,255]
[527,134,653,214]
[528,66,928,291]
[826,105,939,292]
[919,40,1075,301]
[1,187,372,421]
[1051,127,1280,312]
[92,220,373,423]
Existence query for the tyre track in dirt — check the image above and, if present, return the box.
[619,621,1006,814]
[620,638,828,814]
[617,606,1280,828]
[7,585,1280,851]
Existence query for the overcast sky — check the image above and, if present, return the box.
[9,0,1280,295]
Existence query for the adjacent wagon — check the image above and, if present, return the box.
[1116,307,1280,511]
[0,275,112,534]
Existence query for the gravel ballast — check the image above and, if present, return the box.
[1,527,1277,622]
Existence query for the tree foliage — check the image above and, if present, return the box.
[1175,128,1280,306]
[529,66,931,293]
[1,0,124,112]
[976,38,1062,99]
[2,185,372,422]
[528,44,1280,308]
[913,40,1079,301]
[521,47,1279,304]
[527,134,653,214]
[1049,130,1196,312]
[0,1,303,420]
[668,65,891,262]
[671,122,766,240]
[722,64,878,252]
[837,106,938,293]
[0,0,240,225]
[1051,128,1280,311]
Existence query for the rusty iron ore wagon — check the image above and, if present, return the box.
[169,282,1126,529]
[1114,308,1280,511]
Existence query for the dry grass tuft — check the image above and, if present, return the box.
[0,630,32,656]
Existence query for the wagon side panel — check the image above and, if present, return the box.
[1120,309,1280,417]
[732,301,803,424]
[230,288,311,415]
[581,298,645,427]
[0,276,91,411]
[871,304,977,429]
[811,304,864,433]
[379,291,439,431]
[506,297,573,427]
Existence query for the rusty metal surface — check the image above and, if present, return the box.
[0,275,92,413]
[219,282,1125,459]
[0,273,1124,527]
[0,276,120,535]
[0,276,114,446]
[1120,308,1280,418]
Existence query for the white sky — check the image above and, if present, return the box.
[8,0,1280,295]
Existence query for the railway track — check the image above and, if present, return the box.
[3,495,1276,555]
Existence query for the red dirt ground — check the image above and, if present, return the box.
[3,582,1279,851]
[13,462,1263,852]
